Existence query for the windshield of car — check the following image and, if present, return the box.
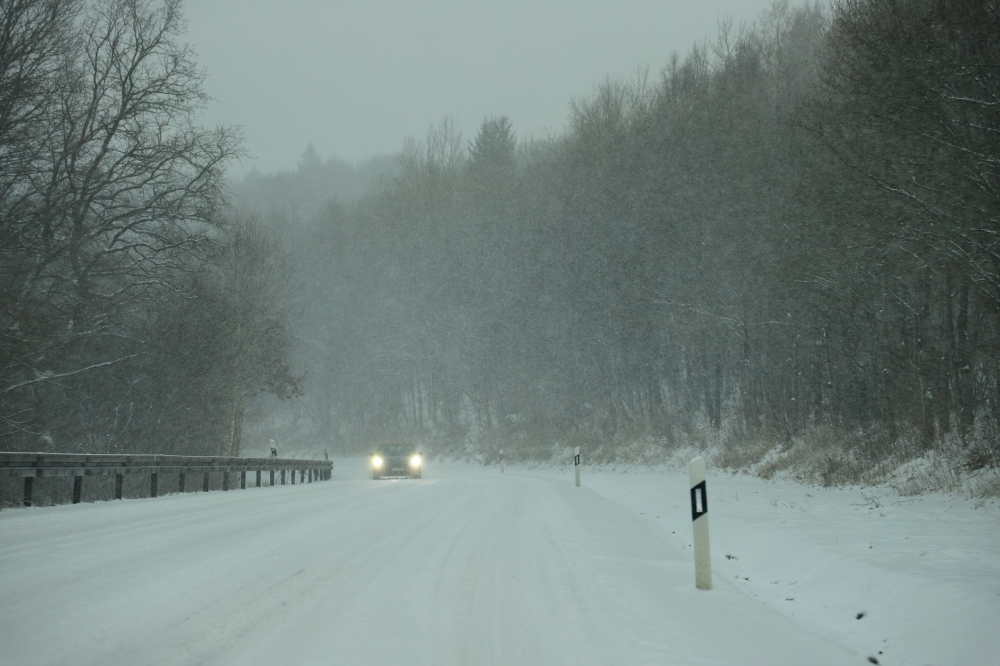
[380,444,413,456]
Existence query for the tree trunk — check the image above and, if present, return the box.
[227,389,247,457]
[954,279,973,439]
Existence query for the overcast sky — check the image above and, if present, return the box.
[184,0,778,177]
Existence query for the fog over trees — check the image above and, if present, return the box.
[3,0,998,484]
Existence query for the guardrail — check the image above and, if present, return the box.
[0,452,333,508]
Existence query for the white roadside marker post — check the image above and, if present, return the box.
[500,449,504,474]
[689,456,712,590]
[575,447,581,487]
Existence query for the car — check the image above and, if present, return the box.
[370,443,422,480]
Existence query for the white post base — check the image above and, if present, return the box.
[574,446,581,487]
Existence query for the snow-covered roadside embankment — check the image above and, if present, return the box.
[550,465,1000,666]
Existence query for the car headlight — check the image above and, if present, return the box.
[371,456,383,468]
[410,455,421,468]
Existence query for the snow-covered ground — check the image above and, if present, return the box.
[0,459,996,665]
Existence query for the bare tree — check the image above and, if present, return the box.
[219,209,301,457]
[0,0,241,446]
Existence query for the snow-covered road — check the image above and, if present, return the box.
[1,460,996,665]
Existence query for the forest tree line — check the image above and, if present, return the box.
[0,0,298,456]
[3,0,998,480]
[254,0,1000,477]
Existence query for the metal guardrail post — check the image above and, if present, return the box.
[115,474,123,500]
[23,476,33,507]
[223,471,229,491]
[179,473,185,493]
[150,473,158,498]
[72,476,82,504]
[203,472,209,492]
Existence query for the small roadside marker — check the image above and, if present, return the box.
[690,456,712,590]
